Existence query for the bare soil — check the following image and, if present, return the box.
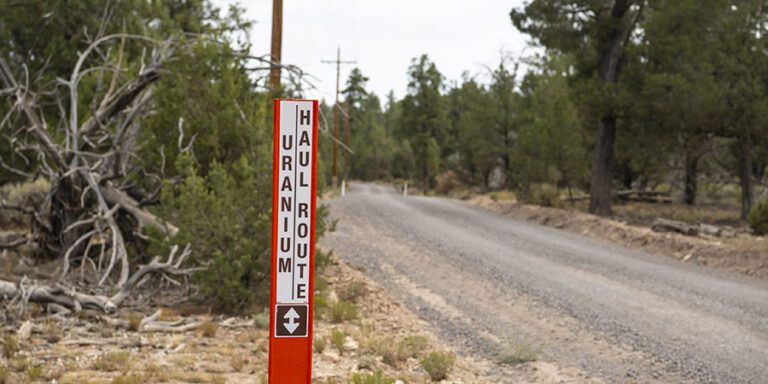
[469,196,768,280]
[0,249,497,383]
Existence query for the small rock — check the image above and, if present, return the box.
[17,321,32,340]
[343,336,358,351]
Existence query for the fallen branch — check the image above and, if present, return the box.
[142,321,199,333]
[651,218,735,238]
[651,218,700,236]
[60,338,112,346]
[220,317,255,329]
[138,309,200,333]
[0,244,201,314]
[0,235,27,250]
[562,189,673,204]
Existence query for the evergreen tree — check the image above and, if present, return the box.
[511,0,646,215]
[399,55,448,190]
[512,54,587,194]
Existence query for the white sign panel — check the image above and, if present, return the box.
[275,100,314,304]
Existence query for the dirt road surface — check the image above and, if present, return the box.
[323,183,768,384]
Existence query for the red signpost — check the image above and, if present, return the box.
[269,99,319,383]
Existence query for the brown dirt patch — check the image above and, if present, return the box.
[469,196,768,280]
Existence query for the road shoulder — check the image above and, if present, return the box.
[468,195,768,280]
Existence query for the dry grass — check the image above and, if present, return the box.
[420,351,456,382]
[41,318,61,343]
[229,355,247,372]
[338,280,367,302]
[331,328,346,355]
[143,364,170,382]
[112,373,143,384]
[0,178,51,228]
[611,202,742,226]
[488,190,517,202]
[2,335,18,359]
[364,334,430,368]
[1,252,487,384]
[125,313,142,332]
[1,178,50,203]
[329,300,358,323]
[0,366,8,384]
[197,318,218,338]
[314,336,327,353]
[158,308,181,322]
[92,351,131,372]
[167,371,225,383]
[498,340,539,365]
[26,364,43,380]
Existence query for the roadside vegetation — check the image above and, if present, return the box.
[498,339,539,366]
[0,0,331,322]
[328,1,768,238]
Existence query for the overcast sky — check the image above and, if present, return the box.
[212,0,531,103]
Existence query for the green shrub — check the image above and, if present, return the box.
[0,365,8,384]
[524,183,562,208]
[254,308,270,330]
[26,365,43,380]
[331,329,346,355]
[339,281,366,302]
[314,294,330,319]
[357,355,376,370]
[748,199,768,235]
[378,343,399,367]
[368,334,429,367]
[498,341,538,365]
[4,178,50,205]
[0,178,50,228]
[330,301,358,323]
[149,155,272,312]
[420,351,456,382]
[150,154,329,313]
[349,370,395,384]
[398,335,429,359]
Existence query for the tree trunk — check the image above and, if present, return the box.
[620,159,635,190]
[503,127,511,188]
[587,0,638,216]
[738,135,754,220]
[684,151,699,206]
[49,176,90,258]
[589,116,617,216]
[423,141,430,193]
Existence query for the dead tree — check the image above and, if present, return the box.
[0,35,190,313]
[0,245,199,314]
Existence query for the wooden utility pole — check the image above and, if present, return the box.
[269,0,283,90]
[322,47,356,187]
[344,100,351,175]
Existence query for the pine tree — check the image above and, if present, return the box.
[399,55,448,190]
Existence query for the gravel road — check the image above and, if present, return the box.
[323,183,768,384]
